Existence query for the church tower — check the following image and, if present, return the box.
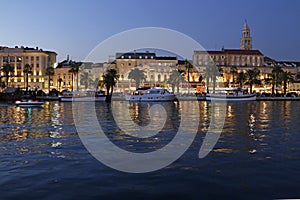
[240,20,252,50]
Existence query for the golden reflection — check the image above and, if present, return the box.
[248,113,256,136]
[227,105,232,118]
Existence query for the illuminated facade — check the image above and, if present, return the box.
[0,46,57,90]
[114,52,186,92]
[193,22,271,90]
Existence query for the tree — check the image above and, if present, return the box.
[245,67,260,93]
[185,59,193,83]
[80,71,93,89]
[69,61,82,91]
[1,63,14,88]
[230,66,238,86]
[45,66,54,93]
[23,64,32,93]
[281,71,294,95]
[271,64,284,95]
[128,68,146,89]
[102,68,119,96]
[204,61,222,93]
[296,72,300,81]
[236,71,246,88]
[0,77,4,89]
[167,69,185,93]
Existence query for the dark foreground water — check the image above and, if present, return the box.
[0,101,299,199]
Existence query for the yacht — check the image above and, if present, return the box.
[206,88,256,101]
[125,87,176,102]
[59,90,106,102]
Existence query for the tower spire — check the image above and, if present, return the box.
[240,20,252,50]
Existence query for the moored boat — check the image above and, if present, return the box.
[58,90,106,102]
[15,100,44,107]
[206,88,256,101]
[125,87,176,102]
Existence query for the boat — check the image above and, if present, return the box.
[125,87,176,102]
[58,90,106,102]
[15,100,44,107]
[205,88,256,101]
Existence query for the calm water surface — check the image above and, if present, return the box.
[0,101,299,199]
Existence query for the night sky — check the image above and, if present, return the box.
[1,0,299,62]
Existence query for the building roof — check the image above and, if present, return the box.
[156,56,177,60]
[116,52,156,59]
[0,46,57,55]
[222,49,263,56]
[195,49,264,56]
[264,56,300,68]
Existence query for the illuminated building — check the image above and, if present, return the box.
[0,46,56,90]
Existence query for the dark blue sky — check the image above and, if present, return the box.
[0,0,299,62]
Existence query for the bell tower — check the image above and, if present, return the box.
[240,20,252,50]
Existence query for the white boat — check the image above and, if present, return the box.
[125,87,176,102]
[206,88,256,101]
[15,100,44,107]
[59,90,106,102]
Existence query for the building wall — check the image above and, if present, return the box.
[115,53,179,91]
[0,46,56,90]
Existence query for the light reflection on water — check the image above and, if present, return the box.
[0,101,299,199]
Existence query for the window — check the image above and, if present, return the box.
[36,64,39,68]
[128,63,131,66]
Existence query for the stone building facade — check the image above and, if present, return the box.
[0,46,56,90]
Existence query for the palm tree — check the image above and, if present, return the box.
[23,64,32,93]
[230,66,238,86]
[1,63,14,88]
[281,71,294,95]
[296,72,300,81]
[45,66,54,93]
[102,68,119,101]
[204,61,222,93]
[69,61,82,91]
[58,77,63,92]
[245,67,260,93]
[0,77,5,89]
[80,71,93,89]
[271,64,284,95]
[185,59,193,83]
[128,68,146,89]
[167,69,185,93]
[236,71,246,88]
